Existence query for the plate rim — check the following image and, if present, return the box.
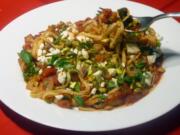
[0,0,180,132]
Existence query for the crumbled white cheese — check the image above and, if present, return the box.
[60,30,75,41]
[112,78,118,85]
[108,68,116,76]
[37,49,43,57]
[52,49,60,55]
[38,69,43,75]
[71,48,78,54]
[66,88,72,91]
[81,49,89,59]
[121,62,126,67]
[67,32,75,41]
[147,55,157,65]
[37,56,48,63]
[49,48,60,55]
[57,68,63,72]
[67,23,79,34]
[49,47,54,52]
[47,66,52,68]
[46,53,52,56]
[42,50,47,54]
[143,72,153,86]
[55,95,64,100]
[70,48,73,52]
[126,43,140,54]
[58,71,67,84]
[129,55,135,60]
[39,43,44,49]
[61,31,69,38]
[145,31,150,35]
[100,82,105,87]
[70,82,76,89]
[55,28,59,31]
[72,28,78,34]
[73,48,78,54]
[91,88,97,95]
[78,51,82,56]
[76,35,92,42]
[47,37,54,42]
[98,61,107,67]
[93,70,102,77]
[76,62,81,70]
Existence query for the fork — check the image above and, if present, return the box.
[125,12,180,32]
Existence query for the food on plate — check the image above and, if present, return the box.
[18,7,164,110]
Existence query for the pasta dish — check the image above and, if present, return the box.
[18,8,164,110]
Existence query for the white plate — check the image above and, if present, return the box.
[0,0,180,132]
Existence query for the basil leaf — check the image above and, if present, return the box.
[19,50,32,64]
[74,96,84,106]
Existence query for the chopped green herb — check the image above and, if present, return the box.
[117,75,124,85]
[79,41,92,49]
[19,50,32,65]
[107,80,116,90]
[74,96,84,106]
[98,94,107,100]
[67,51,77,58]
[98,88,107,93]
[61,47,70,54]
[65,40,72,46]
[48,54,59,65]
[54,58,74,69]
[134,71,143,81]
[53,36,62,45]
[23,63,39,81]
[129,32,140,37]
[124,76,133,85]
[135,62,145,69]
[49,55,74,69]
[135,82,142,88]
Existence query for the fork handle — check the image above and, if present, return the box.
[154,12,180,21]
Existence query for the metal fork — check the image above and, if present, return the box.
[125,12,180,32]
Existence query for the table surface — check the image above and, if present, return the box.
[0,0,180,135]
